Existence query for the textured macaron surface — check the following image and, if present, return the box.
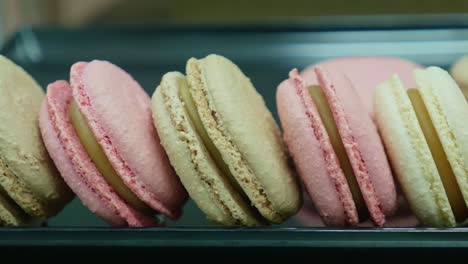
[278,66,396,226]
[0,55,72,223]
[302,56,421,113]
[374,73,457,226]
[152,72,262,226]
[288,56,419,227]
[450,56,468,98]
[186,55,301,223]
[314,66,397,226]
[276,70,357,226]
[415,67,468,207]
[70,60,186,219]
[41,80,156,227]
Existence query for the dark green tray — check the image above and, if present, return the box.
[2,15,468,252]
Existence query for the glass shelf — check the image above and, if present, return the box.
[1,227,468,248]
[1,16,468,252]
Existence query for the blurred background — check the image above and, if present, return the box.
[2,0,468,44]
[1,0,468,227]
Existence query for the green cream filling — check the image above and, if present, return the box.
[308,85,368,220]
[69,100,152,215]
[408,89,467,223]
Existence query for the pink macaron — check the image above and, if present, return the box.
[277,65,397,227]
[39,60,187,227]
[301,57,421,114]
[293,56,422,227]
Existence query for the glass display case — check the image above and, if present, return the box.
[1,14,468,256]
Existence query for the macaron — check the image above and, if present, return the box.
[276,66,397,227]
[450,55,468,98]
[152,54,301,226]
[39,60,187,227]
[374,66,468,227]
[301,56,421,113]
[0,55,73,226]
[295,56,422,227]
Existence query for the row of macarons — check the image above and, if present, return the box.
[0,54,466,228]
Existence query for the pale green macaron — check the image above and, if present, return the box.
[374,66,468,227]
[0,55,73,226]
[152,54,301,226]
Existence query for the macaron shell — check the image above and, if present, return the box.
[294,193,330,226]
[41,80,155,227]
[296,193,419,227]
[70,61,186,219]
[276,70,357,226]
[450,56,468,98]
[39,82,125,226]
[374,75,455,226]
[315,66,397,226]
[152,72,261,226]
[302,56,421,113]
[0,189,28,226]
[298,56,421,227]
[415,67,468,205]
[0,55,72,219]
[186,55,301,223]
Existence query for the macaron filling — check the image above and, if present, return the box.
[69,100,153,215]
[178,78,250,203]
[308,85,368,220]
[408,89,468,222]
